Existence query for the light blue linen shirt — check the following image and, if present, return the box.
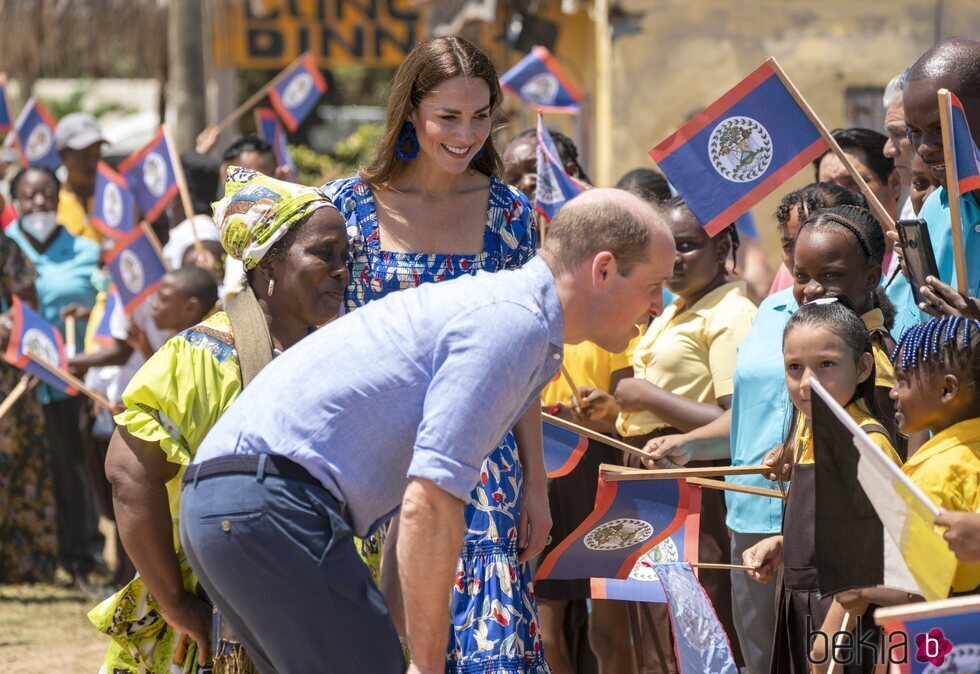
[195,256,564,537]
[726,286,796,534]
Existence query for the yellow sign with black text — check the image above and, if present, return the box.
[213,0,424,69]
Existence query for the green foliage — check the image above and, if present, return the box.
[289,122,382,185]
[40,84,138,120]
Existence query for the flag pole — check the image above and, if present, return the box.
[598,463,773,480]
[29,357,112,409]
[162,123,204,259]
[685,476,786,499]
[0,373,30,420]
[826,611,857,674]
[593,0,613,186]
[139,220,172,272]
[545,412,661,462]
[198,51,314,148]
[937,88,970,294]
[560,364,585,408]
[767,58,896,234]
[693,562,753,572]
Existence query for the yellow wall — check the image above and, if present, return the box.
[544,0,980,263]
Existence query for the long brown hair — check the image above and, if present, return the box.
[360,36,503,188]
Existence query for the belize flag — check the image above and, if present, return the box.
[268,53,328,132]
[543,417,589,478]
[591,484,702,603]
[945,90,980,194]
[119,127,179,222]
[92,162,137,239]
[0,76,11,133]
[876,596,980,674]
[106,228,168,315]
[536,475,697,581]
[3,296,77,395]
[501,46,582,114]
[13,98,60,170]
[649,59,828,236]
[536,116,586,222]
[255,108,298,180]
[93,286,120,347]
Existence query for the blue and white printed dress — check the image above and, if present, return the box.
[323,175,550,674]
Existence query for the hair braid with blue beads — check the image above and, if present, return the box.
[891,317,980,386]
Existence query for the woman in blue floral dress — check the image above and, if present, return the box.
[323,36,551,674]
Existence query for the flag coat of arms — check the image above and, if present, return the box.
[500,46,582,114]
[106,229,167,315]
[268,53,328,132]
[543,418,589,478]
[94,286,121,347]
[119,128,179,222]
[536,475,697,581]
[13,98,60,171]
[92,162,137,239]
[649,59,829,236]
[810,379,956,602]
[946,91,980,194]
[3,295,77,394]
[0,76,12,133]
[255,108,298,179]
[591,484,702,603]
[876,596,980,674]
[536,117,586,222]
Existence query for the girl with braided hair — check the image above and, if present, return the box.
[888,316,980,594]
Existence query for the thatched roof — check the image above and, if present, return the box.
[0,0,168,86]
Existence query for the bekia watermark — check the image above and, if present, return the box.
[806,616,959,668]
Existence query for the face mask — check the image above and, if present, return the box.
[20,211,58,242]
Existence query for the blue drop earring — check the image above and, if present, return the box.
[472,146,485,162]
[396,122,420,161]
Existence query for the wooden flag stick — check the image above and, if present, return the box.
[937,88,970,294]
[29,357,112,409]
[162,124,204,258]
[0,373,30,420]
[64,314,76,359]
[139,221,172,272]
[874,594,980,625]
[767,58,896,233]
[597,463,772,480]
[559,364,585,408]
[692,562,753,572]
[686,476,786,499]
[826,611,856,674]
[544,413,652,462]
[205,51,313,140]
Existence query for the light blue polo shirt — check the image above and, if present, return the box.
[7,222,99,401]
[726,286,795,534]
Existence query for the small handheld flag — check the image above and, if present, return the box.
[13,98,60,171]
[938,89,976,295]
[92,162,137,239]
[255,108,298,180]
[106,228,168,315]
[653,563,738,674]
[543,418,589,478]
[649,60,829,236]
[118,127,179,222]
[810,378,956,602]
[876,596,980,674]
[536,474,697,581]
[0,75,12,134]
[268,53,328,132]
[536,116,586,222]
[591,488,702,603]
[94,287,121,347]
[501,46,583,114]
[2,296,77,395]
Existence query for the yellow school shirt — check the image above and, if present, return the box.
[58,188,103,245]
[791,401,901,466]
[861,308,896,389]
[540,340,631,408]
[902,417,980,593]
[617,281,757,437]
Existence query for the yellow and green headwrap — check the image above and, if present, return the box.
[212,166,337,271]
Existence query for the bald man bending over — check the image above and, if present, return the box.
[179,188,675,674]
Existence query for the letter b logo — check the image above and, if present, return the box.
[915,628,952,667]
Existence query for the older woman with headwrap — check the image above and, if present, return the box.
[88,168,349,673]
